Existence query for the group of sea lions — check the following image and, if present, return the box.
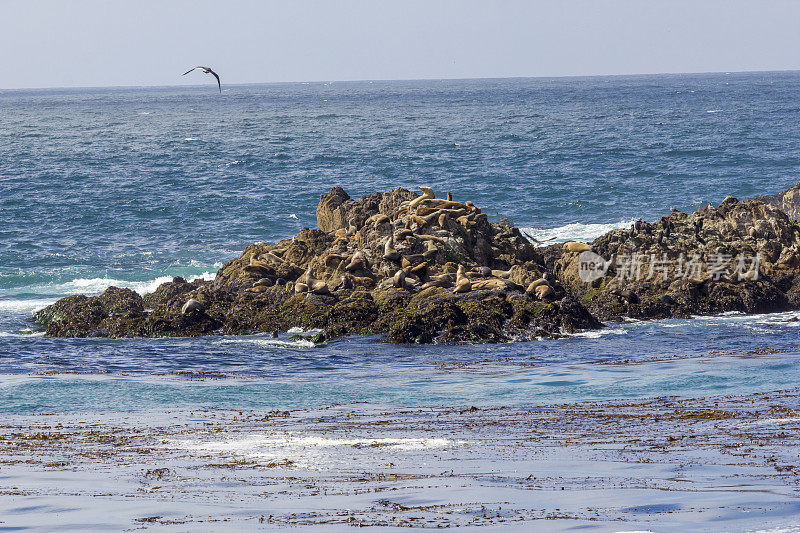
[236,186,569,302]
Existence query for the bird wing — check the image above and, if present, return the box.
[208,68,221,93]
[182,67,200,76]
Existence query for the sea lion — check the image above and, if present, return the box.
[303,268,331,295]
[367,213,390,225]
[611,289,640,304]
[447,191,452,201]
[453,265,472,293]
[534,284,553,300]
[181,298,204,315]
[410,214,428,227]
[423,240,438,260]
[439,262,457,274]
[439,207,468,217]
[254,277,274,287]
[410,261,428,277]
[334,274,353,292]
[243,264,273,277]
[344,251,368,272]
[526,279,549,295]
[491,268,513,279]
[416,206,439,217]
[392,205,410,219]
[437,213,449,228]
[421,278,453,290]
[249,257,272,269]
[401,254,424,267]
[471,278,507,291]
[263,252,285,264]
[395,228,413,240]
[393,269,406,289]
[246,285,269,293]
[416,234,445,244]
[565,241,592,253]
[351,275,376,288]
[408,186,435,209]
[294,282,309,293]
[436,201,467,210]
[470,266,492,277]
[383,236,401,262]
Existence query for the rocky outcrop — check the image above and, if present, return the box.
[755,182,800,222]
[555,196,800,321]
[33,184,800,343]
[35,187,600,343]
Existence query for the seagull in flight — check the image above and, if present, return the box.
[182,66,221,93]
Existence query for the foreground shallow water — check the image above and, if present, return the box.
[1,309,800,413]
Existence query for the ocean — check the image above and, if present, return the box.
[3,73,800,531]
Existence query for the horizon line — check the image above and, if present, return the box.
[2,68,799,92]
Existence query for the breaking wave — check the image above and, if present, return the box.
[520,219,635,246]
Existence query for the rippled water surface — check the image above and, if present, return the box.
[3,73,800,413]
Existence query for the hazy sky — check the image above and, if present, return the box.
[1,0,800,89]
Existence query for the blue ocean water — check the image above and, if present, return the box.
[2,72,800,413]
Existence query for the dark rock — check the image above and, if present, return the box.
[658,294,676,305]
[39,184,800,345]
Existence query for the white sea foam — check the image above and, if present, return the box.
[692,309,800,325]
[0,298,59,314]
[54,271,216,296]
[0,330,45,337]
[219,337,316,349]
[567,327,628,339]
[521,219,635,246]
[0,272,217,318]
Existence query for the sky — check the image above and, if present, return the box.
[1,0,800,89]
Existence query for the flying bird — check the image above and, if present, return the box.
[182,66,221,93]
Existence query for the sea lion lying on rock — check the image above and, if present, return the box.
[181,298,204,315]
[565,241,592,253]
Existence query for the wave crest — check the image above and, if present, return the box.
[521,219,635,246]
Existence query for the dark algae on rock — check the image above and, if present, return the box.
[555,194,800,321]
[33,184,800,343]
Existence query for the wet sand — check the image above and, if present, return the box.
[1,390,800,531]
